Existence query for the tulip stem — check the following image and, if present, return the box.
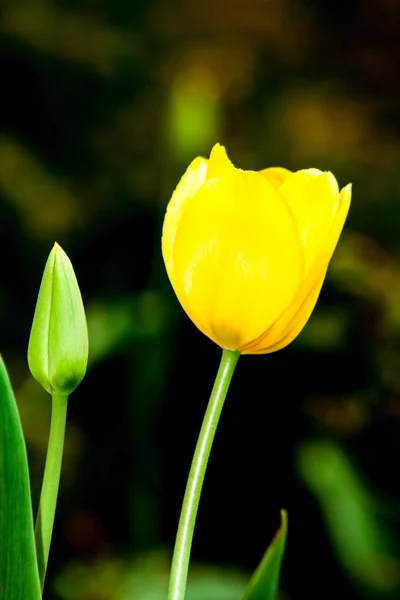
[35,392,68,590]
[168,348,240,600]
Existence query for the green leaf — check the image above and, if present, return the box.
[0,355,41,599]
[241,510,288,600]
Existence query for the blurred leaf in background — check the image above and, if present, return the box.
[297,440,400,599]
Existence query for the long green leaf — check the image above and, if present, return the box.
[241,510,288,600]
[0,355,41,599]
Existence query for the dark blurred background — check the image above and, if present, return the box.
[1,0,400,598]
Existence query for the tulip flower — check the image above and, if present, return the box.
[162,143,351,353]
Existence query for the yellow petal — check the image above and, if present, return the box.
[240,183,351,353]
[278,169,340,274]
[162,156,208,291]
[310,182,352,278]
[205,143,235,181]
[260,167,292,188]
[170,165,304,350]
[246,269,327,354]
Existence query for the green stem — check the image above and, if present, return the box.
[168,348,240,600]
[35,392,68,590]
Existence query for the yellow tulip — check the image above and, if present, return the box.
[162,144,351,354]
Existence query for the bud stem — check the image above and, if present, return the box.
[168,348,240,600]
[35,392,68,589]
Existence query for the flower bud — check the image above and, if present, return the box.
[28,243,88,396]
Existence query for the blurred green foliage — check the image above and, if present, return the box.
[53,552,247,600]
[1,0,400,598]
[297,440,400,598]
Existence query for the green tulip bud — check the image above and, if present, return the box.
[28,243,88,396]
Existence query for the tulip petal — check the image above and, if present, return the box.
[278,169,340,275]
[249,269,327,354]
[240,183,351,353]
[162,156,208,290]
[170,165,304,350]
[307,182,352,282]
[206,143,236,181]
[261,167,292,188]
